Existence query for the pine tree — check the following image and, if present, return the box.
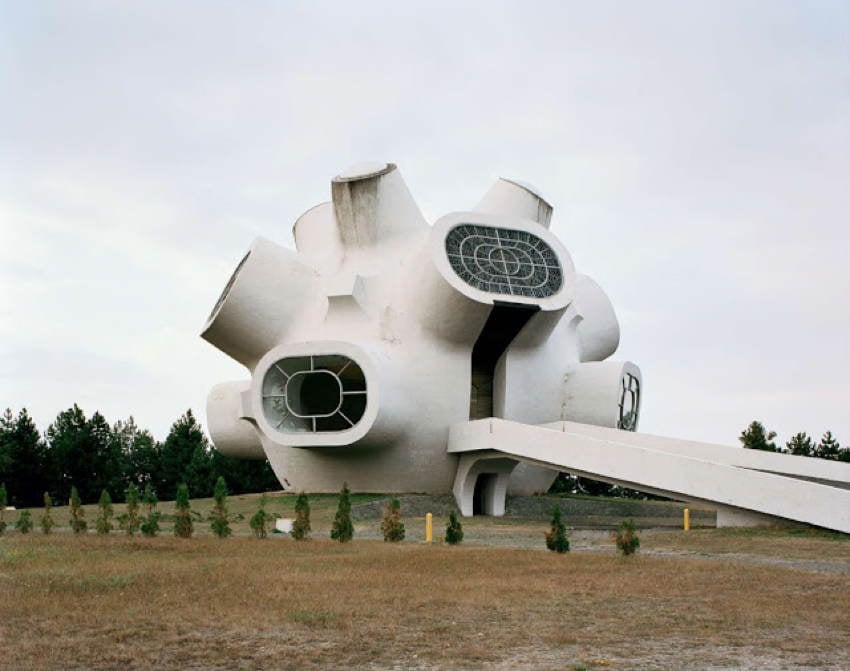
[380,498,405,542]
[69,485,87,534]
[173,483,193,538]
[738,421,778,452]
[249,494,274,539]
[0,482,7,535]
[140,483,161,537]
[160,411,212,500]
[815,431,841,461]
[291,492,311,540]
[96,489,114,534]
[4,408,50,507]
[545,505,569,553]
[118,484,141,535]
[614,519,640,556]
[40,492,55,534]
[16,509,33,533]
[208,476,232,538]
[330,482,353,543]
[786,432,814,457]
[445,510,463,545]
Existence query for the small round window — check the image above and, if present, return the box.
[262,355,367,433]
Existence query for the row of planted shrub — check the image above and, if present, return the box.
[0,480,639,554]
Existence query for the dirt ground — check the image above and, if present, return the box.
[1,507,848,671]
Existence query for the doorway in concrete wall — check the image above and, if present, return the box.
[469,302,539,420]
[473,473,498,515]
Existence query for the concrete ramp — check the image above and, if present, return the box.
[448,419,850,533]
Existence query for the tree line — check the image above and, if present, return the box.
[739,421,849,461]
[0,406,279,508]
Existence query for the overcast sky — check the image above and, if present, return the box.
[1,1,848,449]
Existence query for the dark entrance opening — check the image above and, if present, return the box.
[473,473,498,515]
[286,370,341,417]
[469,301,539,419]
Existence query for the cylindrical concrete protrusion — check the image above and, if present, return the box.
[206,380,265,459]
[201,237,322,369]
[561,360,642,430]
[292,202,344,276]
[330,163,428,272]
[574,274,620,362]
[411,248,493,345]
[473,177,553,228]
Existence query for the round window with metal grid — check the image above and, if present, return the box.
[261,355,367,433]
[444,224,563,298]
[618,373,640,431]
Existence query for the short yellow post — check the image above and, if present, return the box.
[425,512,433,543]
[683,508,690,531]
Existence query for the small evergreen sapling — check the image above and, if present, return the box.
[96,490,113,534]
[208,476,232,538]
[40,492,55,535]
[250,494,275,539]
[545,506,570,553]
[69,486,87,534]
[140,483,161,537]
[173,483,194,538]
[330,482,353,543]
[445,510,463,545]
[16,509,33,533]
[380,498,405,542]
[815,431,841,461]
[118,484,141,535]
[0,483,7,535]
[291,492,311,540]
[614,519,640,556]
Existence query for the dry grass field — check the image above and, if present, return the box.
[1,493,848,670]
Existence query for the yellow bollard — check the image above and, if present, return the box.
[425,512,433,543]
[683,508,690,531]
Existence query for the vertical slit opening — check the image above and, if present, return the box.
[469,301,539,420]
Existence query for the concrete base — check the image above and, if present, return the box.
[714,505,788,528]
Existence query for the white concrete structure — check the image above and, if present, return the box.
[449,420,850,532]
[202,162,850,533]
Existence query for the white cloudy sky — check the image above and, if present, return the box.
[1,1,848,447]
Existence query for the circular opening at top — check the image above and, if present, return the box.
[334,162,394,182]
[286,371,342,418]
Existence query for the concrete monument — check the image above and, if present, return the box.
[202,162,850,533]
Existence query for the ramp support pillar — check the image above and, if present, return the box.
[453,452,518,517]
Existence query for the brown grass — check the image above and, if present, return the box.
[2,531,849,671]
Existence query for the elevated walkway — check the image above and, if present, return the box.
[449,419,850,533]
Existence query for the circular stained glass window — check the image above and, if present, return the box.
[444,225,563,299]
[262,355,367,433]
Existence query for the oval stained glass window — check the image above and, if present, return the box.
[262,355,367,433]
[444,225,563,299]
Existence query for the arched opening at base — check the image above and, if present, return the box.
[473,473,497,515]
